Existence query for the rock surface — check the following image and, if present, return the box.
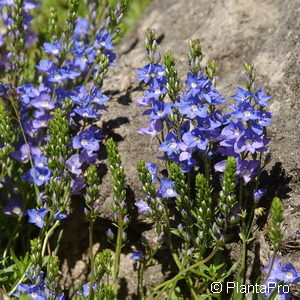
[63,0,300,297]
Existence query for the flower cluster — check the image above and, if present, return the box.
[137,33,272,184]
[0,0,39,71]
[0,0,118,229]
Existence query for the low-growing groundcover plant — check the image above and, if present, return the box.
[0,1,299,300]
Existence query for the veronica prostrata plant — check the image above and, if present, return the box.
[0,0,130,298]
[133,29,299,299]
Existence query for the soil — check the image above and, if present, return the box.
[59,0,300,298]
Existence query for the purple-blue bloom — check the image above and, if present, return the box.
[253,88,271,107]
[66,154,83,175]
[253,188,266,202]
[94,30,114,50]
[43,40,62,56]
[264,258,300,284]
[11,143,31,163]
[14,284,45,299]
[72,127,102,152]
[22,166,52,186]
[73,17,89,40]
[229,102,258,122]
[73,104,101,119]
[130,250,143,261]
[234,128,269,154]
[136,63,166,84]
[27,208,47,228]
[138,119,162,136]
[215,159,259,184]
[36,59,54,73]
[135,200,151,213]
[33,155,47,168]
[77,284,97,298]
[157,178,178,198]
[30,92,55,110]
[185,73,211,97]
[145,163,157,182]
[145,100,172,120]
[32,114,52,129]
[144,79,166,100]
[3,197,24,216]
[54,210,67,220]
[182,128,208,151]
[231,87,252,104]
[71,177,85,195]
[159,132,181,155]
[177,93,207,119]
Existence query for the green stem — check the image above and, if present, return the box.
[163,201,181,268]
[147,244,220,298]
[238,179,243,208]
[263,251,278,284]
[240,234,247,285]
[89,219,95,283]
[41,220,60,257]
[8,262,32,296]
[113,215,124,291]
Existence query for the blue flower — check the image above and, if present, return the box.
[33,155,47,168]
[182,128,208,151]
[30,92,55,110]
[3,197,24,217]
[159,132,181,155]
[157,178,178,198]
[145,163,157,182]
[255,110,272,127]
[147,100,173,120]
[220,120,245,141]
[73,18,89,40]
[54,210,67,220]
[253,188,266,202]
[71,177,85,195]
[72,127,102,152]
[234,128,269,154]
[130,250,143,261]
[229,102,258,122]
[27,208,47,228]
[66,154,83,175]
[144,79,166,100]
[94,30,114,50]
[22,166,52,186]
[177,93,207,119]
[73,104,101,119]
[231,87,252,104]
[136,63,166,84]
[90,88,110,105]
[201,86,227,105]
[11,143,31,163]
[185,72,210,97]
[47,67,68,83]
[135,200,151,213]
[138,119,162,136]
[197,115,222,131]
[14,284,45,299]
[236,160,259,183]
[32,114,52,129]
[43,40,62,56]
[253,88,271,107]
[36,59,54,73]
